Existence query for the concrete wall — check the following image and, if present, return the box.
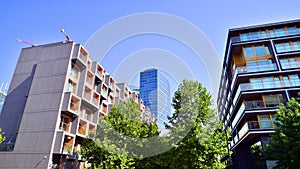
[0,42,73,169]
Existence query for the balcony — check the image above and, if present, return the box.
[79,107,93,122]
[281,62,300,69]
[233,79,300,105]
[63,142,73,154]
[70,65,79,81]
[229,120,275,149]
[236,63,277,74]
[78,120,87,136]
[238,120,275,139]
[86,71,94,87]
[232,99,281,131]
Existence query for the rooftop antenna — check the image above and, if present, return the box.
[16,38,36,47]
[61,28,72,43]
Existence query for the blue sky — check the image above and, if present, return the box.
[1,1,300,101]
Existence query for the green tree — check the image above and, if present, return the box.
[80,99,159,169]
[265,98,300,169]
[140,80,227,169]
[0,128,5,144]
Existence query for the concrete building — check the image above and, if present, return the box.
[218,20,300,169]
[139,68,171,129]
[0,42,147,169]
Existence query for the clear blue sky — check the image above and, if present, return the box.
[1,1,300,98]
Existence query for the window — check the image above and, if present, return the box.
[281,57,300,69]
[240,33,251,41]
[252,31,260,40]
[255,46,266,56]
[293,41,300,50]
[275,43,284,53]
[262,77,274,89]
[275,28,287,37]
[276,41,300,53]
[288,27,297,35]
[244,45,270,58]
[261,31,268,38]
[244,47,255,57]
[259,115,273,129]
[290,74,300,86]
[269,30,275,37]
[251,78,263,89]
[60,115,70,132]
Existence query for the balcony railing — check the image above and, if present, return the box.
[239,120,275,139]
[67,83,76,94]
[92,97,99,106]
[235,63,277,74]
[233,79,300,105]
[281,62,300,69]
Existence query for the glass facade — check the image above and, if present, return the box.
[139,69,171,129]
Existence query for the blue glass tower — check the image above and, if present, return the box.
[139,69,171,129]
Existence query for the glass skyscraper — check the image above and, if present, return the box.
[139,69,171,129]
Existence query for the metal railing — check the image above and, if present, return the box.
[281,62,300,69]
[238,120,275,139]
[235,63,277,74]
[233,79,300,106]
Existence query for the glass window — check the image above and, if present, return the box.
[265,46,270,54]
[263,77,274,89]
[275,28,287,37]
[247,60,258,72]
[260,31,268,38]
[274,77,282,87]
[275,43,284,53]
[293,41,300,51]
[289,74,300,86]
[288,27,297,35]
[259,115,273,128]
[289,58,297,68]
[269,30,275,37]
[284,42,292,52]
[280,59,289,69]
[255,46,266,56]
[258,60,269,71]
[252,31,260,40]
[251,78,263,89]
[244,47,255,57]
[241,33,250,41]
[283,76,291,87]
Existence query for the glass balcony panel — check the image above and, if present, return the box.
[288,27,298,35]
[293,42,300,51]
[63,142,73,153]
[275,28,287,37]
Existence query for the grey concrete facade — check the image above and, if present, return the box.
[0,42,147,169]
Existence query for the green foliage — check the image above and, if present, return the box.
[138,80,227,169]
[81,80,227,169]
[80,99,159,169]
[265,98,300,169]
[0,128,4,144]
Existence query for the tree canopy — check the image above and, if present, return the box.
[81,80,227,169]
[265,97,300,169]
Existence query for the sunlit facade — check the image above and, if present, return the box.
[218,19,300,169]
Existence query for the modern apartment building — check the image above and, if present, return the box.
[0,42,146,169]
[139,69,171,129]
[218,20,300,169]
